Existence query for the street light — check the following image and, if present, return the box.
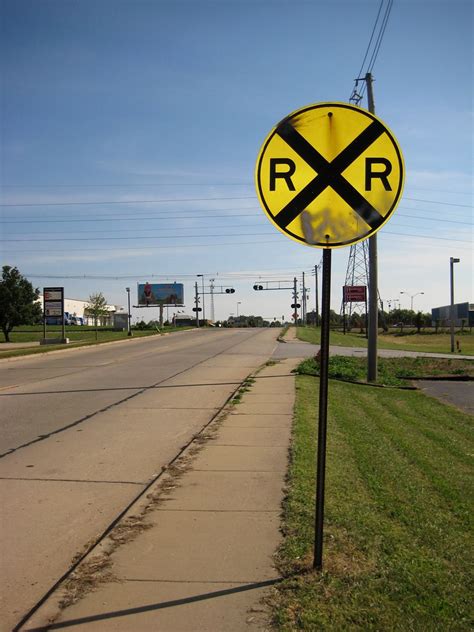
[450,257,460,353]
[197,274,205,323]
[126,287,132,336]
[400,291,424,311]
[237,301,241,317]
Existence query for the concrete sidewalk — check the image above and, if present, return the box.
[24,359,299,632]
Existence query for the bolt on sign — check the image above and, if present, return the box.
[255,102,404,249]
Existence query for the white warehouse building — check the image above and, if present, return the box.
[38,295,122,326]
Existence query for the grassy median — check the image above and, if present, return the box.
[272,374,473,630]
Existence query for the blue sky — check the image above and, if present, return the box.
[1,0,472,322]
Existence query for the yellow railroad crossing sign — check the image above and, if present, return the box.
[255,102,404,248]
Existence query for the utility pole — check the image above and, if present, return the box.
[315,264,319,327]
[210,278,215,322]
[293,277,298,325]
[197,274,205,323]
[194,282,200,328]
[126,287,132,336]
[366,72,378,382]
[450,257,460,352]
[302,271,307,325]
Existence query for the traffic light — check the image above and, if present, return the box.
[291,303,301,309]
[253,285,264,291]
[192,307,202,312]
[225,288,235,293]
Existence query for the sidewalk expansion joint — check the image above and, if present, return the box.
[0,476,145,486]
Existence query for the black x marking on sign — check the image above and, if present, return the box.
[274,119,386,230]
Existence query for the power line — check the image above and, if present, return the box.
[0,183,252,188]
[2,231,278,243]
[403,197,472,208]
[0,196,255,208]
[2,195,469,210]
[1,202,470,224]
[349,0,393,103]
[1,182,472,197]
[2,212,471,233]
[0,211,263,224]
[366,0,393,73]
[355,0,385,82]
[23,269,314,281]
[2,232,471,254]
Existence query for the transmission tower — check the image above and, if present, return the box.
[341,240,385,328]
[341,240,370,324]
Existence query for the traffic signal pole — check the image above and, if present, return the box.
[194,282,200,328]
[293,277,298,324]
[315,264,319,327]
[366,72,378,382]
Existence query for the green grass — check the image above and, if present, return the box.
[296,326,474,355]
[296,355,474,386]
[0,325,191,359]
[272,376,473,630]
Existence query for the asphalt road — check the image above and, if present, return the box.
[0,328,278,632]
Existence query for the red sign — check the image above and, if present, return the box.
[343,286,367,303]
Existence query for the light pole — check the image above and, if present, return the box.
[400,291,424,311]
[237,301,241,317]
[450,257,460,352]
[197,274,205,323]
[126,287,132,336]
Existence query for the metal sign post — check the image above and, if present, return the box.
[314,247,331,570]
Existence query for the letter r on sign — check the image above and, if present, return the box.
[365,158,392,191]
[270,158,296,191]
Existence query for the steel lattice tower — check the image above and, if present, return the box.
[341,241,370,323]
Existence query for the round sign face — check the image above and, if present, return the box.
[255,102,404,248]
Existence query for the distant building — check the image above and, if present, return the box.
[431,302,473,327]
[174,314,196,327]
[38,295,121,326]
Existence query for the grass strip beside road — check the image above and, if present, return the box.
[297,326,474,355]
[0,327,191,359]
[295,355,474,387]
[272,375,473,630]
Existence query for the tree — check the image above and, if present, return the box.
[84,292,109,339]
[0,266,41,342]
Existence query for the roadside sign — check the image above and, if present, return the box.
[343,285,367,302]
[43,287,64,320]
[43,287,66,342]
[255,102,404,248]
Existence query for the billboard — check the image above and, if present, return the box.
[138,283,184,307]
